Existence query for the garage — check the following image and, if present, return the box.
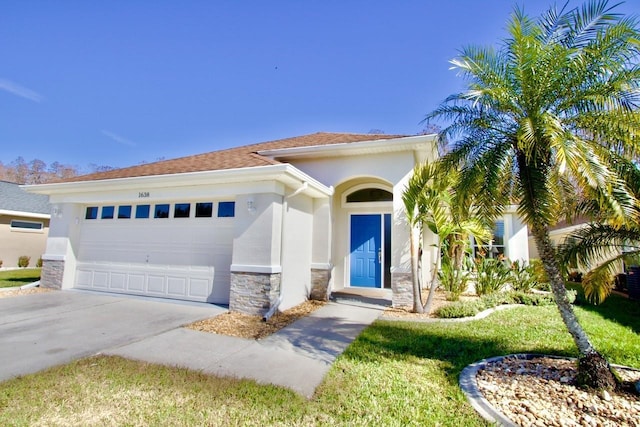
[74,201,234,304]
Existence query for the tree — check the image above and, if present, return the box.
[426,1,640,389]
[402,161,490,313]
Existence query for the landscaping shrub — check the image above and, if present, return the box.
[438,259,471,301]
[475,257,511,296]
[434,300,484,318]
[434,290,576,318]
[36,257,43,268]
[17,256,30,268]
[0,260,3,268]
[510,260,538,292]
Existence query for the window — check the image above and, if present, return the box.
[473,220,505,258]
[218,201,235,217]
[101,206,115,219]
[10,220,43,231]
[346,188,393,203]
[195,202,213,218]
[85,206,98,219]
[174,203,191,218]
[118,205,132,219]
[154,204,170,218]
[135,204,150,219]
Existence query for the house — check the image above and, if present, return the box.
[24,132,530,314]
[0,180,50,268]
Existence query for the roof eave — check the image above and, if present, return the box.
[22,164,333,199]
[257,134,438,159]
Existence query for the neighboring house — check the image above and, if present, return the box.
[25,132,530,314]
[0,180,50,268]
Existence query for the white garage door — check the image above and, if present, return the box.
[75,214,233,304]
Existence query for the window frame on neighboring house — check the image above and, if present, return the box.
[472,219,505,258]
[10,219,44,233]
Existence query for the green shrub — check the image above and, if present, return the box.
[510,260,538,292]
[434,300,484,318]
[36,257,43,268]
[0,259,3,268]
[438,259,471,301]
[17,256,30,268]
[475,257,511,296]
[508,291,554,306]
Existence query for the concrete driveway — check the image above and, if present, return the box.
[0,290,225,382]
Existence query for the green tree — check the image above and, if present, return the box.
[427,1,640,389]
[403,162,490,313]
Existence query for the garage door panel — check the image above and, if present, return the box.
[93,272,109,288]
[167,277,187,296]
[147,275,166,294]
[110,273,126,290]
[128,274,145,292]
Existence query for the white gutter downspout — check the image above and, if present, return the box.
[263,182,309,321]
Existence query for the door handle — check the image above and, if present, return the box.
[378,249,382,263]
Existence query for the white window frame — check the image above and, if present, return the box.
[10,219,44,233]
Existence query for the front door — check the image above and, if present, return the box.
[350,214,382,287]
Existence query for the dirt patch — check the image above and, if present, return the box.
[0,288,53,299]
[186,300,326,339]
[383,290,478,319]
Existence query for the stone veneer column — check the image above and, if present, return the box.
[229,271,281,316]
[40,259,65,289]
[310,268,331,301]
[391,272,413,307]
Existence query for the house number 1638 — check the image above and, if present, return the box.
[138,192,150,198]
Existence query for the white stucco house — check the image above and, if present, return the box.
[25,132,530,314]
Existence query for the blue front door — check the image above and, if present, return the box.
[350,214,381,287]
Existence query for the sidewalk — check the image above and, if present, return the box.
[106,301,383,398]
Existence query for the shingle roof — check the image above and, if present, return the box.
[58,132,407,183]
[0,180,50,214]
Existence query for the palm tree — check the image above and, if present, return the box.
[561,222,640,302]
[403,162,490,313]
[427,1,640,389]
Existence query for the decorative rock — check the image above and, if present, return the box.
[473,355,640,427]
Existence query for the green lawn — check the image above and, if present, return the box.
[0,268,41,288]
[0,293,638,426]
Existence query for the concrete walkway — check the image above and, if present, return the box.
[0,291,383,398]
[107,300,383,397]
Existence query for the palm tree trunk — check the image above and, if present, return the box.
[410,226,424,314]
[530,222,617,389]
[423,241,441,313]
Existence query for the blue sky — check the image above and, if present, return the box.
[2,1,640,169]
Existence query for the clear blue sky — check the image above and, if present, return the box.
[2,1,639,170]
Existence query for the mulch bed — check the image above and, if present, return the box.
[186,300,326,339]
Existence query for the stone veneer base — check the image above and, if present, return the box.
[391,272,413,307]
[310,268,331,301]
[41,259,64,289]
[229,271,281,316]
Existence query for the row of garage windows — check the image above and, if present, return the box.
[85,201,236,220]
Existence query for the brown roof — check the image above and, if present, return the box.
[59,132,407,183]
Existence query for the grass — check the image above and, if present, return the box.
[0,293,638,426]
[0,268,41,288]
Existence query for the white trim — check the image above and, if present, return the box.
[42,254,65,261]
[0,209,50,219]
[10,219,44,233]
[311,263,332,270]
[257,134,437,159]
[230,264,283,274]
[22,164,334,200]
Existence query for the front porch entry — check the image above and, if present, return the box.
[349,213,391,288]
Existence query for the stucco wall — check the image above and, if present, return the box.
[506,211,529,262]
[280,192,313,310]
[0,214,49,268]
